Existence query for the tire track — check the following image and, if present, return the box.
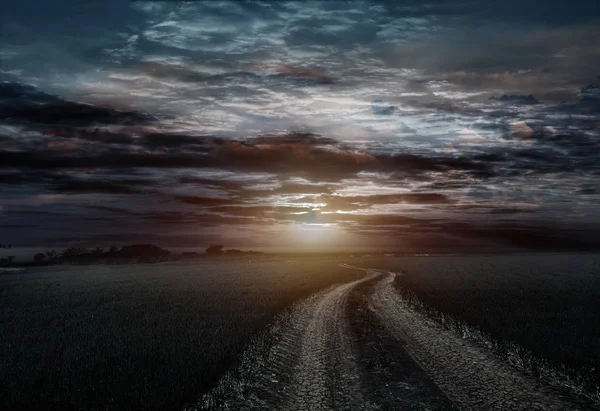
[347,278,458,411]
[282,268,380,411]
[368,270,593,411]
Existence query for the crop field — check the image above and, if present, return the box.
[0,258,359,410]
[365,253,600,403]
[3,254,600,411]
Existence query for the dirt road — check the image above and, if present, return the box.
[191,265,593,411]
[282,268,380,411]
[370,270,590,411]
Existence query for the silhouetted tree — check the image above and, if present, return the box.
[61,247,86,259]
[181,251,202,259]
[34,253,46,263]
[205,245,224,255]
[45,250,58,261]
[225,249,244,255]
[115,244,170,258]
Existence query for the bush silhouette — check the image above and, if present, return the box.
[34,253,46,263]
[205,245,224,255]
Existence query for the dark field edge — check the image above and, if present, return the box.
[183,290,320,410]
[391,276,600,409]
[184,313,291,410]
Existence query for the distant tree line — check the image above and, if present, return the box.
[0,256,15,265]
[0,244,15,266]
[1,244,264,267]
[203,245,261,256]
[44,244,172,264]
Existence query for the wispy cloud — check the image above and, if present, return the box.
[1,0,599,250]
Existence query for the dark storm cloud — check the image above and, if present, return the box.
[241,182,336,197]
[446,204,536,214]
[489,94,540,105]
[0,130,499,182]
[0,171,55,185]
[0,150,209,170]
[1,0,599,251]
[0,82,159,126]
[52,179,152,195]
[138,211,260,226]
[175,193,451,218]
[0,224,38,229]
[35,127,218,151]
[86,203,308,225]
[378,153,493,178]
[208,139,377,180]
[129,61,337,85]
[250,132,340,146]
[378,20,600,105]
[315,193,452,212]
[469,133,600,175]
[175,196,243,207]
[179,177,336,197]
[0,170,155,194]
[84,192,532,229]
[85,205,269,227]
[199,137,495,180]
[330,213,435,228]
[142,133,217,150]
[208,205,311,217]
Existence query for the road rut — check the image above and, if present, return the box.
[192,268,380,410]
[282,268,380,410]
[191,265,594,411]
[369,270,591,411]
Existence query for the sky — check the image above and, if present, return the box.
[1,0,599,252]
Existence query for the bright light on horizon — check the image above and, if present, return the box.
[286,223,345,249]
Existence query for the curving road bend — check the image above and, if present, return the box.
[193,267,382,411]
[193,265,593,411]
[368,270,590,411]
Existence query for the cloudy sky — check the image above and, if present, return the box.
[1,0,599,252]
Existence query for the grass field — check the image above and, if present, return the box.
[0,258,359,410]
[4,254,599,409]
[365,253,600,403]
